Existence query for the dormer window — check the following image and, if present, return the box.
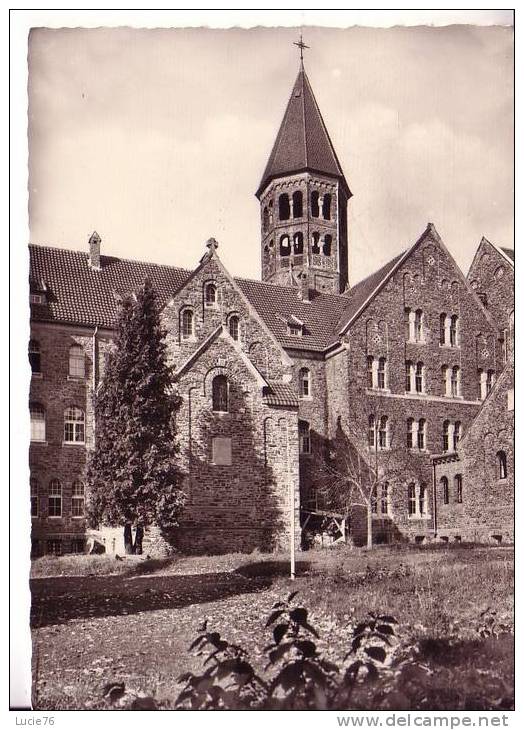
[288,324,302,337]
[30,293,44,304]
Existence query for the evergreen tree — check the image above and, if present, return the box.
[86,279,184,544]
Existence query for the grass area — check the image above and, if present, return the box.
[31,544,513,710]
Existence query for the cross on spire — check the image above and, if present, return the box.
[293,32,310,63]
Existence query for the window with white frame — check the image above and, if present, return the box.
[181,309,194,340]
[30,477,38,517]
[408,482,428,518]
[204,282,218,308]
[439,313,447,346]
[64,407,85,443]
[48,479,62,517]
[30,403,46,442]
[69,345,85,378]
[299,420,311,454]
[453,422,462,451]
[442,365,461,397]
[406,418,414,448]
[29,339,41,374]
[299,367,311,398]
[450,315,459,346]
[415,362,424,393]
[71,481,85,517]
[414,309,424,342]
[378,416,389,450]
[451,366,460,397]
[440,313,459,346]
[442,420,450,451]
[405,361,413,392]
[367,356,387,390]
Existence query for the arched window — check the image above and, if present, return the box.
[405,361,413,392]
[419,484,427,515]
[30,403,46,442]
[30,477,39,517]
[443,420,450,452]
[262,206,269,232]
[378,416,388,449]
[322,193,332,220]
[408,483,416,516]
[497,451,508,480]
[48,479,62,517]
[378,357,387,390]
[299,420,311,454]
[441,476,449,505]
[293,232,304,254]
[414,310,423,342]
[292,191,303,218]
[441,365,449,396]
[311,190,320,218]
[64,407,85,443]
[453,422,462,451]
[451,366,460,397]
[415,362,424,393]
[268,199,274,225]
[29,340,41,374]
[368,415,376,448]
[450,315,459,346]
[279,235,291,256]
[417,419,426,450]
[406,418,414,449]
[228,315,240,342]
[439,313,447,345]
[311,232,320,254]
[181,309,194,340]
[212,375,228,413]
[69,345,85,379]
[404,307,412,341]
[455,474,463,504]
[299,367,311,398]
[72,481,85,517]
[323,234,332,256]
[204,282,217,308]
[278,193,290,221]
[367,356,374,388]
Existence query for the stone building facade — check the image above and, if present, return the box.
[28,62,514,555]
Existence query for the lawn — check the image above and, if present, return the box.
[30,544,514,710]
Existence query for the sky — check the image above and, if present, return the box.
[28,23,514,286]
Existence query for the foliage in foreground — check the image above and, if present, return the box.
[174,592,398,710]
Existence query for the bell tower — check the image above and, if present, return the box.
[256,52,351,295]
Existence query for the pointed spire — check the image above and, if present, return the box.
[256,65,351,198]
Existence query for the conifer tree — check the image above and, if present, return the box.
[86,279,184,546]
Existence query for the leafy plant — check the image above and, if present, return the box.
[175,593,398,710]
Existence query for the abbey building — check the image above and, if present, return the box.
[28,62,514,556]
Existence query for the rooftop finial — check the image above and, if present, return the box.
[206,237,219,252]
[293,31,310,65]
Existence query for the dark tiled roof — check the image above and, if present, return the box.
[336,251,406,332]
[501,247,514,263]
[29,245,349,352]
[236,277,349,351]
[256,66,350,197]
[263,383,299,408]
[29,246,190,329]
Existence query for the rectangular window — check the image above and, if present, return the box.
[299,421,311,454]
[419,485,427,515]
[406,420,414,449]
[417,422,426,450]
[212,437,232,465]
[367,356,374,389]
[47,540,62,556]
[377,359,386,390]
[405,362,412,392]
[70,539,85,554]
[71,482,85,517]
[415,364,423,393]
[30,480,38,518]
[371,486,378,514]
[30,293,43,304]
[48,481,62,518]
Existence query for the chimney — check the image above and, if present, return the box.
[88,231,101,270]
[298,271,310,302]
